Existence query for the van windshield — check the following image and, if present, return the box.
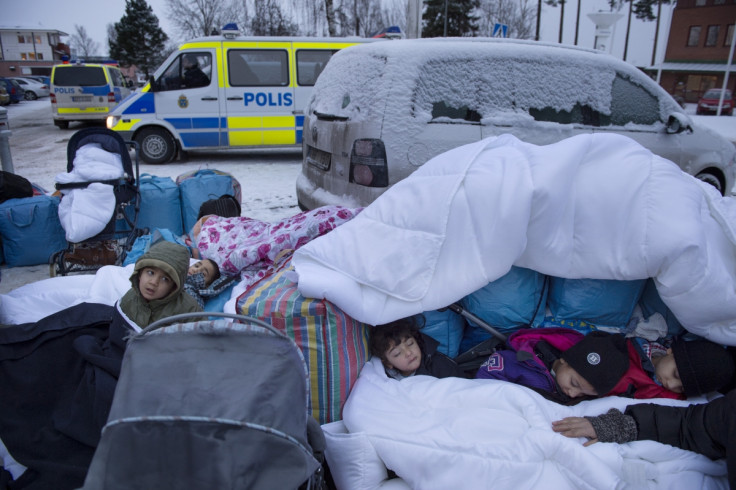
[54,67,107,86]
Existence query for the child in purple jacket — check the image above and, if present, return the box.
[475,328,630,404]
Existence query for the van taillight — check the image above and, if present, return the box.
[349,139,389,187]
[50,93,56,104]
[107,92,116,103]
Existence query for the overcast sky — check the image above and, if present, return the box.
[3,0,673,68]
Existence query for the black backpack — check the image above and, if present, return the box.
[0,171,33,204]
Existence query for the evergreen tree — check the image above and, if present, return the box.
[109,0,168,78]
[422,0,481,38]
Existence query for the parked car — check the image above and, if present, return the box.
[0,86,9,106]
[0,78,25,104]
[10,77,50,100]
[297,39,736,210]
[25,75,51,86]
[696,88,735,116]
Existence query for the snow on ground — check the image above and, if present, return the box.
[0,100,734,295]
[0,100,303,294]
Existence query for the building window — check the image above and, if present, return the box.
[706,25,720,46]
[37,53,43,60]
[20,53,27,60]
[34,35,41,44]
[27,52,36,60]
[17,35,25,43]
[688,26,701,47]
[695,0,706,5]
[726,25,734,47]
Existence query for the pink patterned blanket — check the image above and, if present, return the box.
[195,205,361,290]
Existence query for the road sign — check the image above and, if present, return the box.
[492,23,508,38]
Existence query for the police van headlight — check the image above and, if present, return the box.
[106,115,120,129]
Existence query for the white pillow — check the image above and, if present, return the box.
[322,421,389,490]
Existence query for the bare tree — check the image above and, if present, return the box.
[165,0,243,40]
[476,0,536,39]
[249,0,300,35]
[69,24,100,58]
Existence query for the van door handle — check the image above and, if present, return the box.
[201,96,218,101]
[227,96,243,101]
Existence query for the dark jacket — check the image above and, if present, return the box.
[415,333,465,378]
[626,389,736,489]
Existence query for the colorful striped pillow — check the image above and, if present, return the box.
[236,256,370,424]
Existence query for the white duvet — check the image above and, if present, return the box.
[342,357,727,489]
[56,143,123,243]
[293,133,736,345]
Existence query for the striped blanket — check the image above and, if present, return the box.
[236,254,369,424]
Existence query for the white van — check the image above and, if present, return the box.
[51,62,131,129]
[107,27,376,164]
[297,38,736,210]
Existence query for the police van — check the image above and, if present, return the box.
[106,25,378,163]
[51,61,132,129]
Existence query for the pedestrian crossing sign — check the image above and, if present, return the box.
[492,23,508,38]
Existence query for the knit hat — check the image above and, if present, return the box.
[561,331,629,396]
[196,194,241,221]
[672,339,735,397]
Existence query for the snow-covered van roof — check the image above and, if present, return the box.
[310,38,682,126]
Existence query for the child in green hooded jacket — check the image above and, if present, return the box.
[119,241,202,328]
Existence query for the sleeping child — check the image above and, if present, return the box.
[369,316,465,379]
[476,327,735,404]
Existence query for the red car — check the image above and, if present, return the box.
[697,88,734,115]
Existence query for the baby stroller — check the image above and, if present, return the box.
[81,313,327,490]
[50,127,142,276]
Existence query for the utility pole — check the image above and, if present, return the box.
[444,0,449,36]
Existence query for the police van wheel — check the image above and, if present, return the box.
[136,128,176,164]
[54,120,69,129]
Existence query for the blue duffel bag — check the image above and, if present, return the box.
[177,169,241,234]
[137,174,183,235]
[0,195,68,267]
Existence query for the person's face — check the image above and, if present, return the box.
[183,56,193,69]
[188,260,217,286]
[654,349,684,394]
[555,359,598,398]
[384,336,422,376]
[138,266,175,301]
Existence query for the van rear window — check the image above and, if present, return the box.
[53,67,107,87]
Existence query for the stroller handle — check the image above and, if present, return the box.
[139,312,282,338]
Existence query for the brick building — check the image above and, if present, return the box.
[654,0,736,102]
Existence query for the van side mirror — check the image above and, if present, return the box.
[148,75,156,92]
[666,113,693,134]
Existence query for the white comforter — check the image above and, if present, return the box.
[293,133,736,345]
[343,357,727,489]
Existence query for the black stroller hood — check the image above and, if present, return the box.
[66,127,134,176]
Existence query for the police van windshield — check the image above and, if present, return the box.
[54,66,107,86]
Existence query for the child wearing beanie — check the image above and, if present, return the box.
[476,328,631,404]
[627,337,735,399]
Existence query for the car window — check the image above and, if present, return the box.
[109,68,125,88]
[411,55,615,126]
[53,67,107,86]
[228,49,288,87]
[296,49,336,86]
[157,52,212,91]
[609,74,661,126]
